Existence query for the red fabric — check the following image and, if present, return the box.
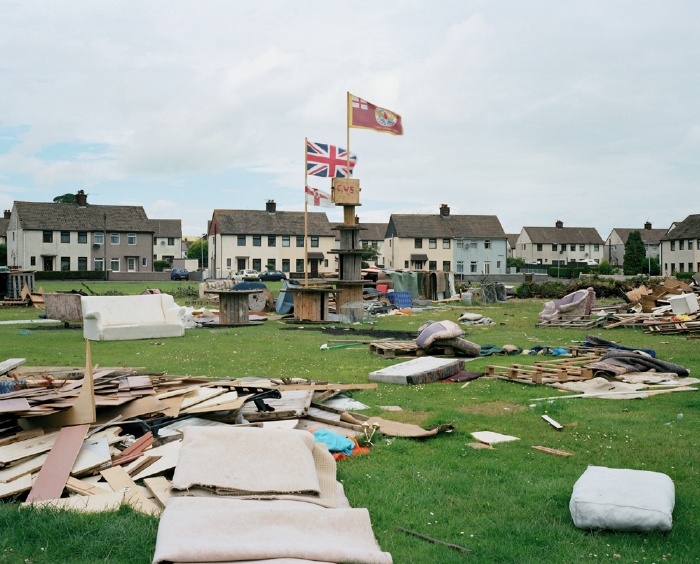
[333,435,370,461]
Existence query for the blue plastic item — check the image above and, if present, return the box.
[388,291,412,308]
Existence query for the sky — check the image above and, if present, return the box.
[1,1,698,238]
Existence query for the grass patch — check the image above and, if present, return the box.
[0,284,698,562]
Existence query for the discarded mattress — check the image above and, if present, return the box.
[538,287,595,322]
[415,320,463,348]
[570,465,674,532]
[369,356,463,385]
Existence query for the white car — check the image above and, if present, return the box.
[233,269,260,281]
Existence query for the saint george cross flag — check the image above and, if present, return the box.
[306,140,357,178]
[348,93,403,135]
[305,185,334,208]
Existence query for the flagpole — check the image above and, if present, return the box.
[346,92,351,179]
[304,137,309,287]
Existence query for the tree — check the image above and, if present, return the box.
[507,257,525,270]
[360,244,380,266]
[187,239,208,268]
[0,244,6,266]
[596,259,613,275]
[53,193,76,204]
[623,231,647,275]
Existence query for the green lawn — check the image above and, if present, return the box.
[0,285,698,563]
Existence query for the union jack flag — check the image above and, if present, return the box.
[306,140,357,178]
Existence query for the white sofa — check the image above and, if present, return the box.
[81,294,186,341]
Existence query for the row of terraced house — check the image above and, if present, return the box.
[2,192,700,277]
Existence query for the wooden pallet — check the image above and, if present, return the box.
[369,341,455,358]
[567,346,610,357]
[644,322,700,335]
[535,315,609,329]
[487,355,599,385]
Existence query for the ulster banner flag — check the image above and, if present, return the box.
[305,185,333,208]
[348,93,403,135]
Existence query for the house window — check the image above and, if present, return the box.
[688,241,693,250]
[78,257,87,271]
[536,244,543,251]
[253,259,261,271]
[689,263,693,272]
[484,240,491,249]
[404,261,409,268]
[570,244,576,251]
[127,257,136,271]
[296,259,304,272]
[253,236,261,247]
[579,245,585,251]
[551,244,557,251]
[282,259,290,272]
[142,257,148,267]
[30,256,36,266]
[414,238,422,249]
[652,244,659,252]
[456,261,464,273]
[94,232,104,245]
[268,236,276,247]
[429,239,437,249]
[470,261,477,273]
[94,258,103,271]
[671,263,676,273]
[679,240,684,250]
[43,231,53,243]
[110,233,120,245]
[310,236,319,248]
[324,259,328,267]
[679,263,685,272]
[127,233,136,245]
[594,244,600,252]
[443,261,451,272]
[237,235,246,246]
[78,232,87,244]
[60,257,70,271]
[443,239,450,249]
[671,241,675,251]
[167,237,175,246]
[456,239,463,249]
[429,261,437,270]
[282,236,290,247]
[227,258,232,268]
[61,231,70,243]
[296,236,304,247]
[497,261,501,269]
[267,259,276,269]
[484,262,491,274]
[110,258,120,271]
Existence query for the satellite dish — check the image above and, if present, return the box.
[93,244,101,250]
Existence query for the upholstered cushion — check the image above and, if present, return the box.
[415,320,463,348]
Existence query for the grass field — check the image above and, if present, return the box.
[0,283,698,563]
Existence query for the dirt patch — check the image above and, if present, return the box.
[457,401,526,416]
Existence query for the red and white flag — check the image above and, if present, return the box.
[305,185,333,208]
[348,93,403,135]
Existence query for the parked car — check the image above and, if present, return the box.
[170,268,189,280]
[233,269,260,281]
[259,270,287,281]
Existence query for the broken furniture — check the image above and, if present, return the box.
[81,294,186,341]
[44,292,84,326]
[538,287,596,323]
[570,465,674,532]
[203,289,264,326]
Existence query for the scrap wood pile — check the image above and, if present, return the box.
[486,338,698,398]
[0,350,448,533]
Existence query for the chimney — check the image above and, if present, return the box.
[439,204,450,217]
[76,190,88,207]
[355,215,360,225]
[266,200,276,214]
[644,221,652,230]
[555,219,563,229]
[3,210,10,219]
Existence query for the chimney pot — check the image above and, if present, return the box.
[439,204,450,217]
[555,220,563,229]
[266,200,276,213]
[75,190,88,207]
[644,221,652,230]
[3,210,10,219]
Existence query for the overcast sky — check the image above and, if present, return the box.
[1,1,698,238]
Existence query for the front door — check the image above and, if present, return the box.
[237,258,246,271]
[43,257,53,271]
[310,259,319,278]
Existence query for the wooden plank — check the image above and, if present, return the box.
[0,398,32,413]
[143,476,171,509]
[276,383,378,391]
[129,440,182,482]
[113,432,154,461]
[0,453,48,483]
[26,423,90,503]
[531,445,574,457]
[541,415,564,430]
[0,473,33,499]
[0,428,44,448]
[0,431,60,466]
[0,358,26,376]
[65,476,112,496]
[27,491,125,512]
[100,466,161,515]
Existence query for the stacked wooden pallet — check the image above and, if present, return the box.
[487,355,599,385]
[644,321,700,335]
[535,315,609,329]
[368,341,455,358]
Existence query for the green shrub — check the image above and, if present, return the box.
[675,271,696,282]
[596,260,613,274]
[154,260,167,272]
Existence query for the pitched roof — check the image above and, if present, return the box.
[0,218,8,237]
[358,223,388,241]
[506,233,519,249]
[612,228,666,245]
[662,214,700,240]
[150,219,182,238]
[212,209,334,237]
[13,201,151,232]
[522,226,604,245]
[387,214,506,239]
